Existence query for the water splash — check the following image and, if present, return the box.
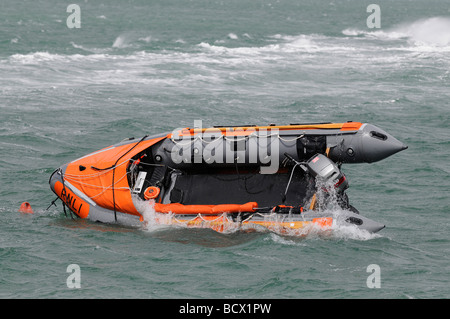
[397,17,450,46]
[112,34,131,48]
[131,172,382,241]
[343,17,450,47]
[133,197,164,232]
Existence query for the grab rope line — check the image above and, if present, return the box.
[111,135,149,221]
[166,213,233,227]
[170,132,305,146]
[64,171,131,200]
[63,159,130,179]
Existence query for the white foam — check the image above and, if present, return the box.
[133,198,169,232]
[132,192,382,240]
[8,51,115,65]
[198,33,359,58]
[265,233,307,246]
[263,213,382,242]
[198,42,227,53]
[342,28,365,37]
[70,41,85,50]
[9,52,64,64]
[342,28,407,40]
[342,17,450,49]
[138,36,153,43]
[398,17,450,46]
[330,222,382,241]
[198,34,317,56]
[130,176,383,241]
[70,42,113,54]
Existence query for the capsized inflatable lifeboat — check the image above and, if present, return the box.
[49,121,407,234]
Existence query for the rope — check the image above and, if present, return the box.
[283,162,301,203]
[170,132,305,147]
[63,159,129,179]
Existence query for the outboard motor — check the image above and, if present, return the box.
[283,152,350,210]
[306,153,348,193]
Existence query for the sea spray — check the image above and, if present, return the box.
[299,177,381,240]
[132,196,170,231]
[140,199,157,230]
[342,16,450,48]
[397,17,450,46]
[133,196,241,233]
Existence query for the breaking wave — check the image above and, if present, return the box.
[7,51,114,64]
[198,34,323,55]
[343,16,450,48]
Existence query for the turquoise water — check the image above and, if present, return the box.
[1,0,449,299]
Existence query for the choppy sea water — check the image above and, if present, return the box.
[0,0,449,299]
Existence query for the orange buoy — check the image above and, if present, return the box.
[19,202,34,214]
[144,186,160,200]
